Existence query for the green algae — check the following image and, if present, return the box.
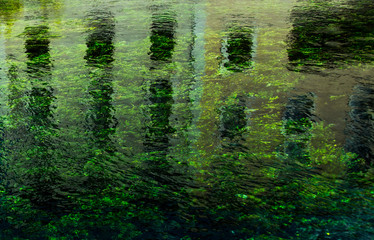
[0,0,373,239]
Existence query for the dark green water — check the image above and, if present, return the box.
[0,0,373,239]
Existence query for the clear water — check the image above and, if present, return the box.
[0,0,373,239]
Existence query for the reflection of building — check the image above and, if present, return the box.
[221,26,254,72]
[196,0,258,154]
[149,10,176,62]
[286,0,374,153]
[143,9,176,162]
[217,23,254,151]
[81,9,119,189]
[0,0,203,166]
[25,25,55,128]
[84,10,116,154]
[288,0,374,71]
[281,93,315,162]
[345,84,374,166]
[0,0,65,209]
[141,2,205,163]
[23,24,59,208]
[219,96,247,151]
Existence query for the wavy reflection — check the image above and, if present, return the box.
[23,24,59,208]
[84,10,116,151]
[346,84,374,166]
[219,96,247,151]
[221,26,253,72]
[0,0,22,28]
[281,93,315,162]
[144,10,176,160]
[288,0,374,71]
[83,10,116,188]
[141,9,195,238]
[144,79,174,158]
[149,11,177,62]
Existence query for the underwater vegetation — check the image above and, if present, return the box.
[222,26,254,72]
[287,0,374,71]
[0,0,373,239]
[281,93,315,163]
[345,84,374,166]
[149,10,177,62]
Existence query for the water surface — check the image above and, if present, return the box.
[0,0,373,239]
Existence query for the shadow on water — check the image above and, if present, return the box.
[345,84,374,166]
[287,0,374,72]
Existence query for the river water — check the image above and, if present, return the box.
[0,0,373,239]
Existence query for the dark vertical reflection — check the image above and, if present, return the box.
[144,10,176,163]
[281,93,315,163]
[287,0,374,71]
[22,25,59,209]
[222,26,253,72]
[144,79,174,158]
[149,10,176,62]
[140,8,194,239]
[345,84,374,167]
[84,10,116,188]
[219,96,247,151]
